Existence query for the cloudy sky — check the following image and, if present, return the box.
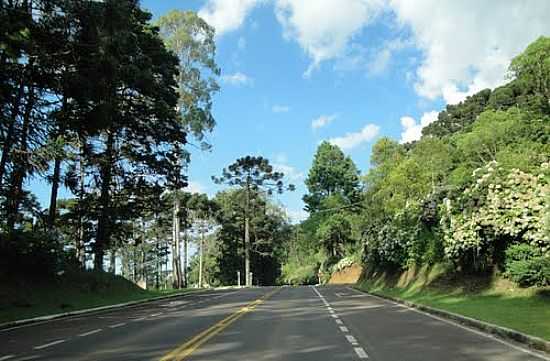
[32,0,550,223]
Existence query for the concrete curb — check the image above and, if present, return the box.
[0,287,234,332]
[352,286,550,355]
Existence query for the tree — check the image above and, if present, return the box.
[211,188,291,286]
[156,10,220,150]
[213,156,294,286]
[303,141,361,212]
[316,213,352,258]
[83,0,182,270]
[189,194,218,288]
[156,9,220,286]
[509,36,550,108]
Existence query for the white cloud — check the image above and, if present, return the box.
[367,37,410,75]
[286,208,309,223]
[186,181,206,194]
[272,105,290,113]
[311,114,337,129]
[275,0,385,77]
[399,110,438,143]
[273,163,305,182]
[328,124,380,150]
[221,72,253,86]
[389,0,550,104]
[199,0,262,37]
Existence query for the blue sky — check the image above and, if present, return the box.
[30,0,550,223]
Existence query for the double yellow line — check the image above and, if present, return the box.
[160,288,280,361]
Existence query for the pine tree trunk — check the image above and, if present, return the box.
[94,131,115,271]
[76,137,86,267]
[48,96,67,229]
[245,216,250,287]
[6,84,34,231]
[0,80,25,186]
[109,249,116,274]
[183,228,188,287]
[172,194,182,288]
[48,156,62,228]
[198,224,204,288]
[244,184,251,287]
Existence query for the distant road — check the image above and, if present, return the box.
[1,286,547,361]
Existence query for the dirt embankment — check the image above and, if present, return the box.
[328,264,363,284]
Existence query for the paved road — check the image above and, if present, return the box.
[0,286,547,361]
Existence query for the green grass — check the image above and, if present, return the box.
[356,265,550,341]
[0,270,195,324]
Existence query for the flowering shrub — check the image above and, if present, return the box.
[441,161,549,271]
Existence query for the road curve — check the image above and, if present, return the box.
[0,286,547,361]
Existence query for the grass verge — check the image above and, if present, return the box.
[0,270,195,324]
[356,264,550,341]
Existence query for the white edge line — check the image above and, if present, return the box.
[346,287,550,361]
[34,339,66,350]
[78,329,102,337]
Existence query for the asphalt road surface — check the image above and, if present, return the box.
[1,286,548,361]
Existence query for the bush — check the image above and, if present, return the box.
[0,231,64,277]
[505,244,550,287]
[280,263,318,285]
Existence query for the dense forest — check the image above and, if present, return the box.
[282,37,549,287]
[1,0,548,291]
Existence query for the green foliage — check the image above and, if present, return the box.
[344,37,549,287]
[509,36,550,107]
[281,259,319,285]
[0,231,68,277]
[303,141,361,212]
[156,10,220,150]
[316,213,353,258]
[505,244,550,287]
[209,188,292,286]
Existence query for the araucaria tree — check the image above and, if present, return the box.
[213,156,294,286]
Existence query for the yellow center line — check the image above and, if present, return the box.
[159,287,281,361]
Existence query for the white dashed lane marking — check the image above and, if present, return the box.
[312,286,370,360]
[12,356,40,361]
[346,335,359,345]
[78,329,102,337]
[34,339,66,350]
[354,347,369,359]
[108,323,126,329]
[0,355,16,360]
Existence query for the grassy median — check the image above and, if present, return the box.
[355,264,550,341]
[0,270,194,324]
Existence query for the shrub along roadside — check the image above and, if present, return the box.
[356,265,550,341]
